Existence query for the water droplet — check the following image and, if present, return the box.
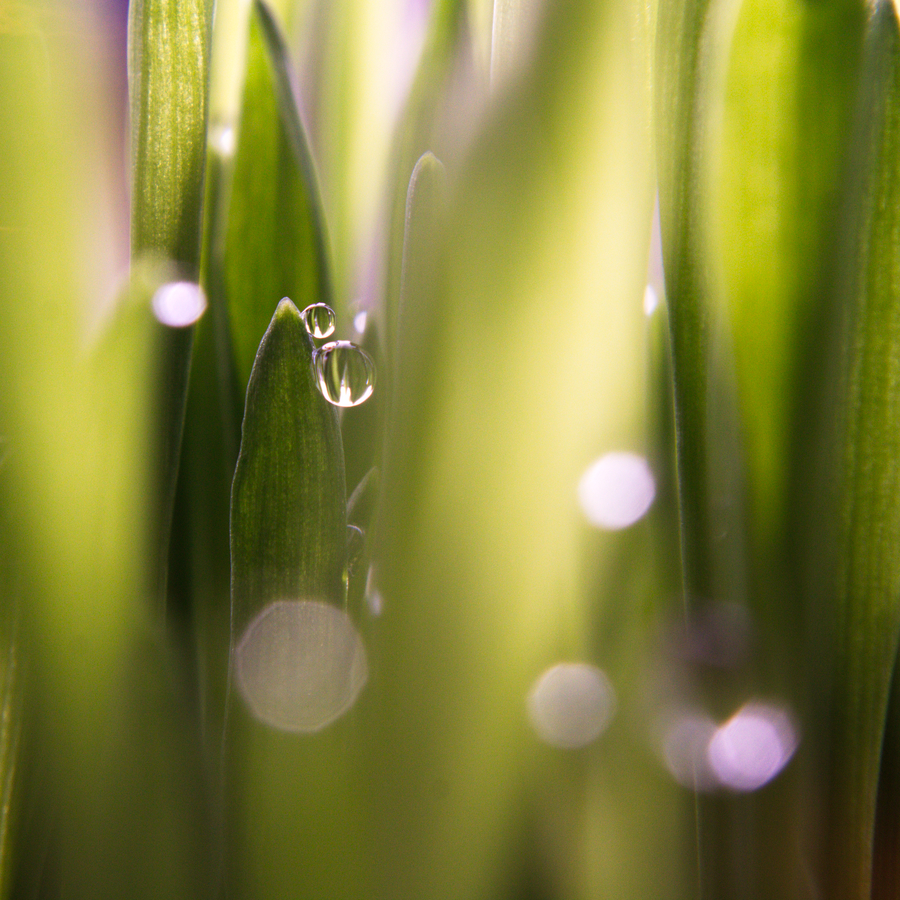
[314,341,376,407]
[151,281,207,328]
[578,452,655,530]
[527,663,615,749]
[300,303,336,339]
[234,599,368,733]
[707,702,798,792]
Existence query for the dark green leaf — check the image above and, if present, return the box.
[826,8,900,897]
[224,0,331,393]
[231,298,346,628]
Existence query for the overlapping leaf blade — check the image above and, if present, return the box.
[368,0,660,895]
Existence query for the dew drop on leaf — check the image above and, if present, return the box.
[300,302,336,339]
[314,341,376,407]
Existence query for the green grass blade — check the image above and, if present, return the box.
[712,0,864,558]
[654,0,722,604]
[370,0,658,895]
[129,0,211,264]
[0,542,20,900]
[825,7,900,896]
[0,14,211,892]
[655,0,873,893]
[231,298,346,636]
[383,0,465,361]
[128,0,212,609]
[228,299,352,899]
[223,0,332,393]
[172,0,334,789]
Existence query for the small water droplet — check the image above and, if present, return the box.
[314,341,376,407]
[301,303,336,339]
[151,281,207,328]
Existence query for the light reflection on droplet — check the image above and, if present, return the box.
[234,599,368,733]
[365,567,383,616]
[707,702,798,792]
[314,341,376,407]
[346,524,365,588]
[347,524,365,556]
[209,122,236,157]
[151,281,207,328]
[578,452,656,530]
[643,284,659,315]
[661,710,719,791]
[354,310,368,334]
[527,663,615,749]
[301,302,336,339]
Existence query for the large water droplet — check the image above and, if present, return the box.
[300,303,336,339]
[314,341,376,407]
[234,599,368,733]
[152,281,207,328]
[527,663,615,749]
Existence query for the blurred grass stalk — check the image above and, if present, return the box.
[3,0,900,897]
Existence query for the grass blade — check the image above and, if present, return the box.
[222,0,332,394]
[128,0,212,609]
[231,298,346,626]
[370,0,658,894]
[824,7,900,896]
[228,299,354,898]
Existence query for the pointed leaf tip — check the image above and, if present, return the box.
[231,301,347,632]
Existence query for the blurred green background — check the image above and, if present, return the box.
[1,0,900,897]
